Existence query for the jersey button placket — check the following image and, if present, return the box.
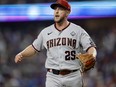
[58,46,63,69]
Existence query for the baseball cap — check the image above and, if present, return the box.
[50,0,71,11]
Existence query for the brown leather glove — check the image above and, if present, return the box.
[76,53,95,72]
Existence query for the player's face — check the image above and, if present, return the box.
[54,6,68,23]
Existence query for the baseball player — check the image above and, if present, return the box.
[15,0,97,87]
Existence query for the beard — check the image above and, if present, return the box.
[54,16,65,23]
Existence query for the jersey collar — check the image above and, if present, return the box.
[54,22,71,32]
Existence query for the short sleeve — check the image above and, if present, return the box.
[80,29,96,51]
[32,31,44,52]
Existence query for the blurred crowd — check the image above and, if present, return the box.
[83,25,116,87]
[0,19,116,87]
[0,21,47,87]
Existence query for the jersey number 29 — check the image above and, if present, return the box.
[65,51,76,60]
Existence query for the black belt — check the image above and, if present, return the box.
[47,69,78,75]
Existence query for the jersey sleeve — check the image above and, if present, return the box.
[32,31,44,52]
[79,29,96,52]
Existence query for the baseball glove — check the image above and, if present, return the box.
[76,53,95,72]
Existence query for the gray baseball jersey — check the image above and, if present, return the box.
[32,22,95,70]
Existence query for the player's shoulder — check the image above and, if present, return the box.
[70,22,84,31]
[40,24,54,34]
[41,24,54,32]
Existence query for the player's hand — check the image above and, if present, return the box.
[15,53,23,63]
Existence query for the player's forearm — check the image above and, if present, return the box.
[87,47,97,58]
[19,45,37,58]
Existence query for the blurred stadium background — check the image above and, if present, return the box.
[0,0,116,87]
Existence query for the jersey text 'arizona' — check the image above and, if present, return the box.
[46,37,76,49]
